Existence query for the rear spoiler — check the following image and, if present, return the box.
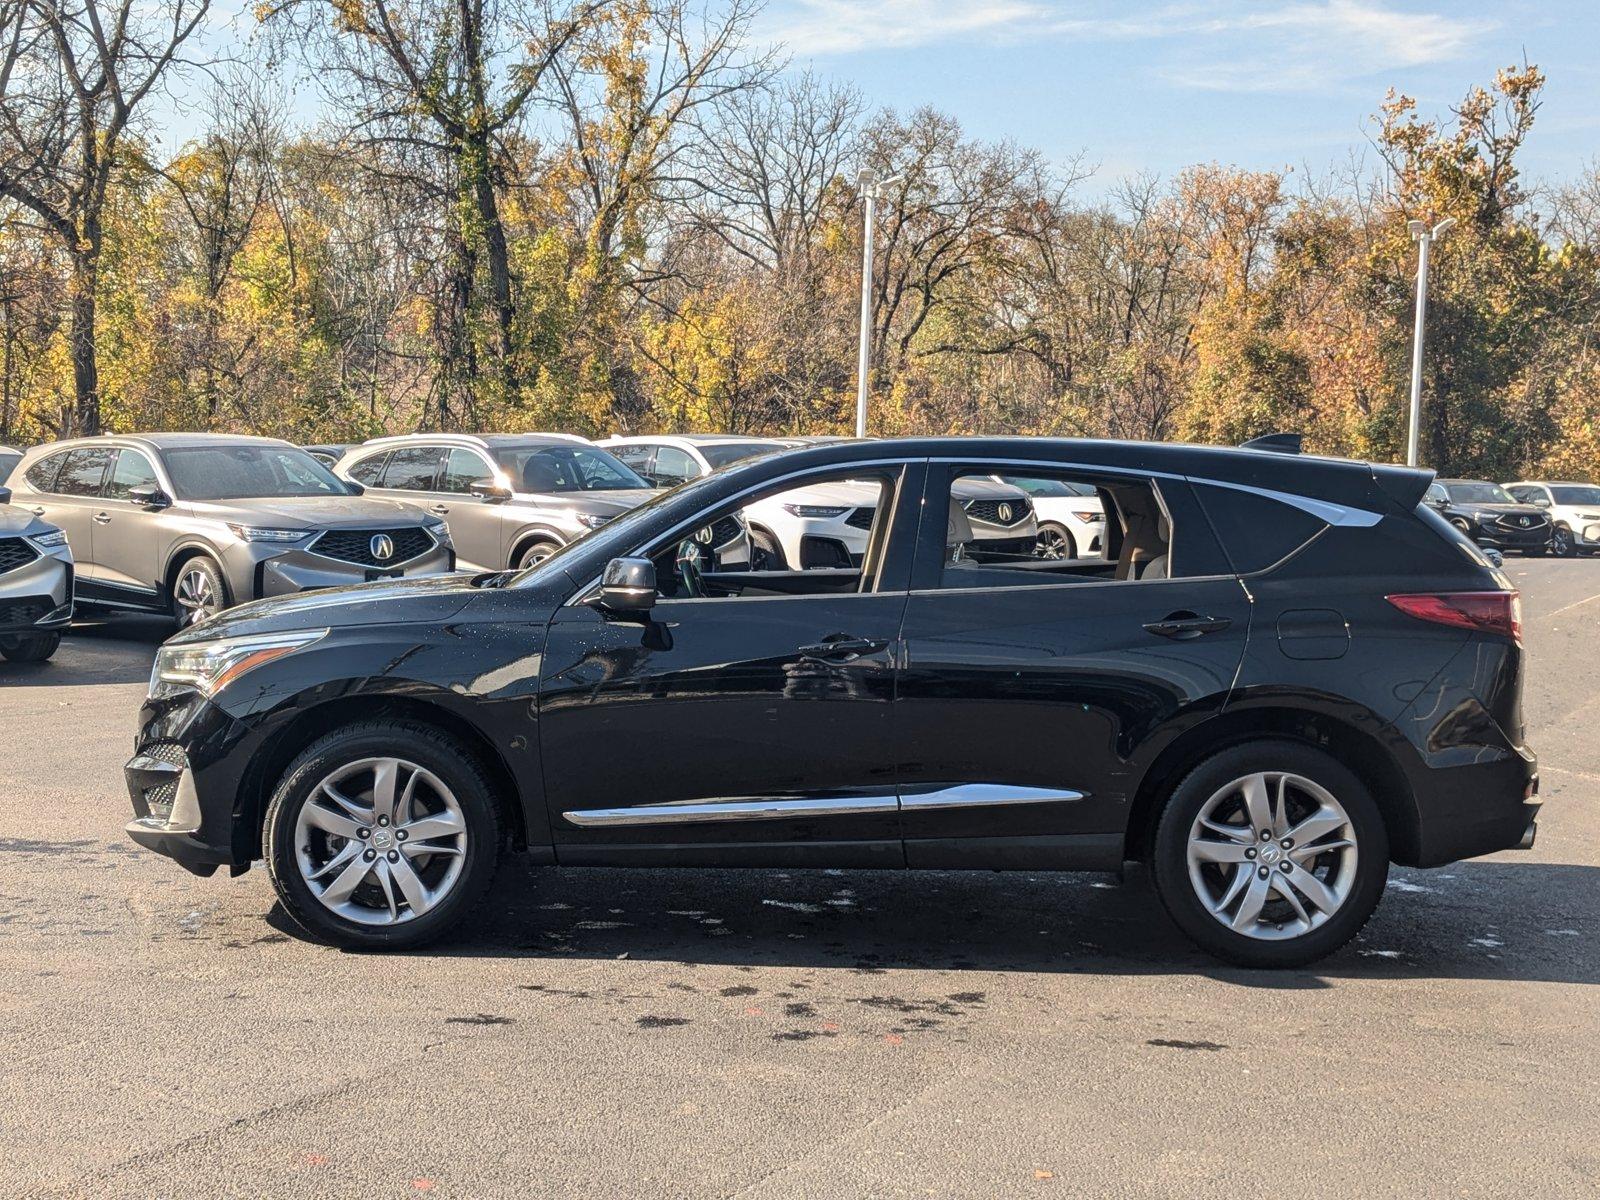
[1240,432,1303,455]
[1238,430,1433,511]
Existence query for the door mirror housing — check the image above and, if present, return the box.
[129,483,171,509]
[595,556,656,613]
[1532,496,1551,508]
[470,480,513,503]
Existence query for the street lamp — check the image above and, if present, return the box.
[854,169,903,439]
[1405,216,1456,468]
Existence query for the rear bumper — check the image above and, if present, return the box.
[1409,747,1540,867]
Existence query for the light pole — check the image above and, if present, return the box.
[854,170,902,439]
[1405,216,1456,468]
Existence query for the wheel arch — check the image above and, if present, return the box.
[163,541,232,607]
[508,526,567,569]
[1124,703,1421,867]
[235,693,530,863]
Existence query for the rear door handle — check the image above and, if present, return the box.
[797,635,888,660]
[93,511,111,524]
[1143,612,1233,639]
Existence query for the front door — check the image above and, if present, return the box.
[87,448,166,607]
[537,462,924,867]
[33,447,113,586]
[893,463,1251,869]
[433,447,505,571]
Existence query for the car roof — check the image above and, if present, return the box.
[1506,480,1591,487]
[605,434,788,446]
[23,432,294,453]
[353,433,594,452]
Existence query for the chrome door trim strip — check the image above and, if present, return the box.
[562,793,899,827]
[899,783,1087,809]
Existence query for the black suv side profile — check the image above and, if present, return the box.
[124,438,1538,967]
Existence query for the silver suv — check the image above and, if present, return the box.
[0,483,74,661]
[9,434,453,626]
[335,434,748,571]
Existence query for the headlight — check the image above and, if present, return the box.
[149,629,328,699]
[227,524,310,543]
[576,513,611,530]
[1070,510,1104,523]
[425,517,451,538]
[782,504,849,519]
[28,528,69,549]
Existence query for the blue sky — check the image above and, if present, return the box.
[757,0,1600,196]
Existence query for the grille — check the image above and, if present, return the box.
[0,599,47,626]
[1497,513,1548,530]
[0,537,39,575]
[142,781,178,819]
[845,507,876,530]
[708,515,743,547]
[963,497,1033,526]
[143,741,189,767]
[311,527,434,567]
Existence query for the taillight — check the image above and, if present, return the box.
[1385,591,1522,644]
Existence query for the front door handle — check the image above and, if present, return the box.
[1143,612,1233,640]
[93,511,111,525]
[797,635,888,660]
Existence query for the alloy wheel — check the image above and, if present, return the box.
[293,757,468,926]
[175,567,219,625]
[1034,526,1072,560]
[1185,771,1359,942]
[1551,527,1574,557]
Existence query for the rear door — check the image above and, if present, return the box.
[892,460,1250,869]
[35,448,114,585]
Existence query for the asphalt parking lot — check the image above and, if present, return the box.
[3,559,1598,1198]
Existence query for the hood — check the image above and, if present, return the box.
[769,479,881,507]
[0,507,58,539]
[509,488,658,517]
[1455,501,1546,519]
[187,494,431,529]
[171,572,479,642]
[953,476,1028,500]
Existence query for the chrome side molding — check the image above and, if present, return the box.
[899,783,1086,810]
[563,784,1085,827]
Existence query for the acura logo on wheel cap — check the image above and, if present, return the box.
[370,534,395,561]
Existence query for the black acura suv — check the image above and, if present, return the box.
[125,438,1538,967]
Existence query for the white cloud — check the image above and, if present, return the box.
[770,0,1493,93]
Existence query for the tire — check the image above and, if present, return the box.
[1550,526,1575,558]
[0,631,61,662]
[1034,522,1076,560]
[263,720,502,950]
[514,538,562,571]
[750,526,788,570]
[171,555,229,628]
[1150,740,1389,968]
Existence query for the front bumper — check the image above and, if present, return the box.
[1472,522,1550,550]
[0,548,74,634]
[218,535,455,602]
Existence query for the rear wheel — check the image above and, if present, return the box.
[263,721,501,949]
[172,556,228,627]
[1034,522,1076,560]
[0,631,60,662]
[1150,741,1388,968]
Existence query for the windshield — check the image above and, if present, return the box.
[1445,481,1516,505]
[163,445,349,500]
[698,442,783,469]
[493,444,649,493]
[1551,485,1600,506]
[1005,476,1095,497]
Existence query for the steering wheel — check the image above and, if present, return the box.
[675,538,708,599]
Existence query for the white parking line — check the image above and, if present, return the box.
[1541,590,1600,621]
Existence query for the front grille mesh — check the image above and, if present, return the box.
[963,497,1033,526]
[0,537,39,575]
[311,527,434,567]
[143,741,189,767]
[1497,514,1548,530]
[0,599,47,626]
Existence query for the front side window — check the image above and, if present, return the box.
[494,445,650,494]
[54,448,115,497]
[651,446,700,486]
[104,449,159,501]
[1445,481,1515,505]
[379,447,443,491]
[162,445,348,500]
[440,448,494,494]
[607,443,655,474]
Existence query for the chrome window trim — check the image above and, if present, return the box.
[564,456,921,606]
[900,784,1087,810]
[563,794,899,827]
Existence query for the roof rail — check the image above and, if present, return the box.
[1240,432,1303,455]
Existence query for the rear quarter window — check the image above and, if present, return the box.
[23,451,69,492]
[1191,483,1328,575]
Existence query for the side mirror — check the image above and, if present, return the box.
[0,486,10,505]
[595,556,656,614]
[1533,497,1551,508]
[129,483,171,509]
[470,480,513,503]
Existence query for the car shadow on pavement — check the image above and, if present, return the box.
[0,614,168,688]
[322,857,1599,987]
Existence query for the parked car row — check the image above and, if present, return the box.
[1423,477,1600,558]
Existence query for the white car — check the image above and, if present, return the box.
[1503,480,1600,557]
[1004,475,1106,559]
[598,434,1038,568]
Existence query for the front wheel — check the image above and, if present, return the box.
[515,539,562,571]
[1548,526,1574,557]
[0,631,61,662]
[1150,741,1389,968]
[172,556,229,627]
[263,721,502,949]
[1034,522,1077,560]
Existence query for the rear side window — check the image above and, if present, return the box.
[345,452,388,485]
[54,448,114,497]
[379,447,442,491]
[24,451,69,492]
[653,446,700,485]
[1191,483,1327,574]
